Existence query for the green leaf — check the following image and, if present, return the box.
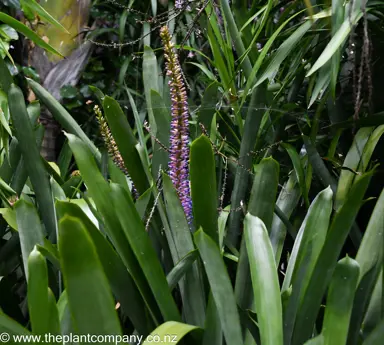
[27,78,100,162]
[0,57,13,92]
[162,173,206,326]
[362,318,384,345]
[150,90,170,180]
[20,0,69,34]
[27,247,50,335]
[282,143,309,207]
[0,312,31,337]
[9,84,57,238]
[0,207,17,230]
[235,157,279,314]
[55,200,154,335]
[166,250,199,291]
[293,171,373,345]
[348,189,384,345]
[59,215,122,337]
[141,321,200,345]
[15,199,45,279]
[110,183,181,322]
[282,187,333,345]
[322,257,360,345]
[228,85,267,247]
[66,133,161,325]
[270,173,301,263]
[335,127,374,210]
[103,95,149,194]
[253,15,313,89]
[0,12,63,57]
[194,228,243,345]
[202,293,222,345]
[244,214,283,345]
[190,135,218,243]
[47,288,60,335]
[306,12,364,77]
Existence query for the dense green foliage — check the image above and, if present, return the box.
[0,0,384,344]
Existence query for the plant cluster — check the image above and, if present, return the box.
[0,1,383,345]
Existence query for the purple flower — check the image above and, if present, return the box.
[160,26,193,223]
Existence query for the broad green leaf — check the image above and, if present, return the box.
[15,200,45,279]
[27,78,100,162]
[283,187,333,345]
[335,127,374,210]
[47,288,60,335]
[0,56,12,92]
[228,85,267,247]
[162,174,206,326]
[293,171,373,345]
[0,207,17,230]
[348,189,384,345]
[235,157,279,314]
[56,200,154,335]
[150,90,170,180]
[190,135,218,243]
[166,250,198,291]
[66,133,161,325]
[322,257,360,345]
[362,272,383,338]
[202,293,222,345]
[270,173,301,263]
[27,247,50,335]
[59,215,122,337]
[103,96,149,194]
[0,12,63,56]
[141,321,199,345]
[194,229,243,345]
[244,214,283,345]
[9,84,57,238]
[110,183,181,322]
[143,46,159,141]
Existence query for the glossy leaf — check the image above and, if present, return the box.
[110,183,181,322]
[8,84,57,238]
[322,257,359,345]
[59,215,122,337]
[194,228,243,345]
[141,321,199,345]
[244,214,283,345]
[190,135,218,243]
[0,12,63,56]
[293,172,372,345]
[15,199,45,279]
[27,247,50,335]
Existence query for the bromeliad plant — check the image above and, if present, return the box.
[0,1,384,345]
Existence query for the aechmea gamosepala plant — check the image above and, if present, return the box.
[160,25,193,223]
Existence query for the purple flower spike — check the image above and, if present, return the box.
[160,26,193,224]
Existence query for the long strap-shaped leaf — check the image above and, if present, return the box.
[244,214,283,345]
[194,228,243,345]
[293,171,373,345]
[8,84,57,238]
